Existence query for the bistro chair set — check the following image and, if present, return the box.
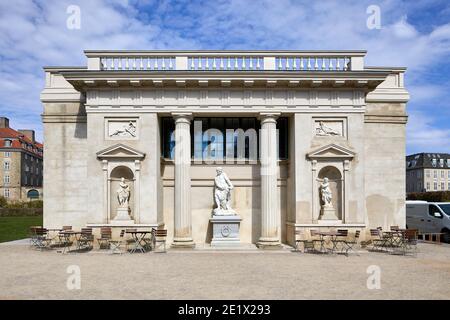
[29,226,167,254]
[366,226,419,256]
[295,229,360,256]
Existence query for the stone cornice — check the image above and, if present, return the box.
[41,114,87,123]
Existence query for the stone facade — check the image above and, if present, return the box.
[40,51,409,246]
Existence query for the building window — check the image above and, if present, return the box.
[426,182,430,191]
[434,182,438,190]
[4,189,10,198]
[426,170,430,178]
[417,182,422,191]
[24,176,27,185]
[4,151,10,158]
[448,170,450,179]
[25,154,28,160]
[161,117,289,161]
[441,170,445,178]
[3,175,9,185]
[3,161,10,171]
[432,159,437,167]
[448,182,450,190]
[434,170,437,179]
[27,189,39,199]
[441,182,445,190]
[417,170,422,178]
[4,139,12,147]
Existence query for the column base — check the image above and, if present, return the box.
[171,238,195,249]
[256,238,282,250]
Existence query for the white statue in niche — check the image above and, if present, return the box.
[316,121,340,136]
[213,167,236,216]
[320,177,333,208]
[117,177,131,207]
[110,121,136,137]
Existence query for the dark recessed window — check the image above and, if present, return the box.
[161,117,288,161]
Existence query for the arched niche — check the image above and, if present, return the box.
[318,166,342,220]
[307,143,355,223]
[110,166,135,221]
[96,144,146,224]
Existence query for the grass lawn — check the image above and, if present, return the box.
[0,216,43,243]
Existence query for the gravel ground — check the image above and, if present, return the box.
[0,241,449,300]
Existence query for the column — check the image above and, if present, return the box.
[102,160,109,223]
[257,113,281,249]
[171,112,195,248]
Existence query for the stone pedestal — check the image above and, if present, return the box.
[112,207,134,224]
[210,215,242,246]
[320,206,338,220]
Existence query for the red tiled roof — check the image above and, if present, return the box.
[0,128,43,157]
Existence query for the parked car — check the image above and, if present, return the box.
[406,200,450,243]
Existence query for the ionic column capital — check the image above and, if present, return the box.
[259,112,281,125]
[171,112,193,124]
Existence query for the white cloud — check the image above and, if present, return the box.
[407,111,450,153]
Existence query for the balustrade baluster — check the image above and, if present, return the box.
[132,58,136,70]
[169,58,174,70]
[234,57,238,70]
[155,57,159,70]
[300,57,304,70]
[343,57,348,71]
[307,57,311,70]
[213,57,217,70]
[248,57,253,70]
[321,58,325,71]
[139,57,143,70]
[190,58,195,70]
[162,57,166,70]
[198,57,202,70]
[278,57,282,70]
[336,58,340,71]
[293,57,297,70]
[314,58,319,70]
[220,57,224,69]
[118,58,122,70]
[328,58,333,71]
[287,58,291,70]
[125,58,129,70]
[110,58,115,70]
[256,58,261,69]
[227,57,231,70]
[206,57,210,70]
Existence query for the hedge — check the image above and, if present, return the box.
[0,208,43,217]
[407,191,450,202]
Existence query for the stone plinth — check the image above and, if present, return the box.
[210,215,242,246]
[112,207,134,224]
[320,206,338,220]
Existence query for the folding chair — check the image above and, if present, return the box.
[370,229,386,251]
[34,228,53,251]
[294,230,313,253]
[108,229,126,254]
[77,228,94,251]
[343,230,360,256]
[97,227,112,249]
[29,226,42,248]
[152,229,167,253]
[401,229,418,256]
[310,229,325,253]
[331,229,348,253]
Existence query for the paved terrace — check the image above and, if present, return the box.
[0,241,448,299]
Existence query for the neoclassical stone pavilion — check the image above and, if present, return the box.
[41,50,409,248]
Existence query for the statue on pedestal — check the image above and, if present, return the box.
[319,176,338,220]
[115,177,132,221]
[117,177,130,207]
[320,177,333,208]
[213,167,236,216]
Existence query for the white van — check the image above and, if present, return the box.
[406,200,450,243]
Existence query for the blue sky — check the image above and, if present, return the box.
[0,0,449,154]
